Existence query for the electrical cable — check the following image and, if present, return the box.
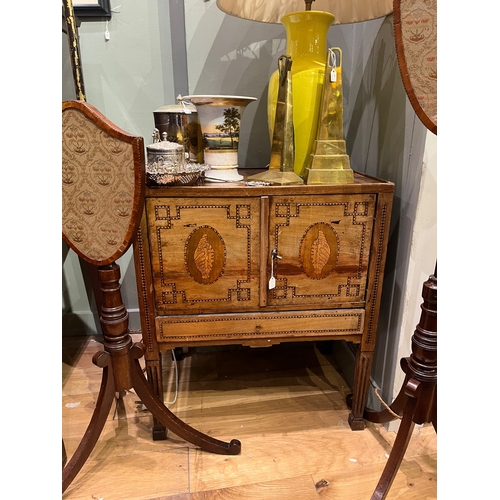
[164,349,178,405]
[139,349,179,409]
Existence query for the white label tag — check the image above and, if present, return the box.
[268,276,276,290]
[329,49,337,83]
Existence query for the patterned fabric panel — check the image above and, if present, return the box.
[62,108,137,263]
[397,0,437,130]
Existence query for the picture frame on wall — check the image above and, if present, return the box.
[73,0,111,18]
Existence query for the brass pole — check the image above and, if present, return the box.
[63,0,86,101]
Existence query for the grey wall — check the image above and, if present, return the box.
[62,0,434,405]
[62,0,176,334]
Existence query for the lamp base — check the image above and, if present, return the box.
[306,139,354,185]
[306,167,354,185]
[247,170,304,185]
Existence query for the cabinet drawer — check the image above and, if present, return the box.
[267,194,375,308]
[146,197,261,314]
[156,309,365,345]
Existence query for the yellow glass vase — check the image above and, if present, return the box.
[268,11,335,178]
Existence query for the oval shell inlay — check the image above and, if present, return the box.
[186,226,225,284]
[300,223,339,279]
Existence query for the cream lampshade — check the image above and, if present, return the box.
[216,0,393,182]
[216,0,393,25]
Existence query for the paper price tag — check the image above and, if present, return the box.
[268,276,276,290]
[329,49,337,82]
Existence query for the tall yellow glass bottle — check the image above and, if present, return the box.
[268,11,334,178]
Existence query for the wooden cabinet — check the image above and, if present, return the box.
[134,171,394,435]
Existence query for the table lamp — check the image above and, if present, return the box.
[216,0,393,180]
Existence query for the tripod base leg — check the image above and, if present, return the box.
[62,440,67,469]
[130,343,241,455]
[62,352,115,493]
[370,379,420,500]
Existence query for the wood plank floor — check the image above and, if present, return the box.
[62,335,437,500]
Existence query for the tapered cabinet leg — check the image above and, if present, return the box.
[145,358,168,440]
[348,349,373,430]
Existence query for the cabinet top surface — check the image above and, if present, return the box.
[145,170,394,198]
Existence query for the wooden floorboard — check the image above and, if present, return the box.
[62,336,437,500]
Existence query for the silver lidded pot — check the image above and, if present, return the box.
[153,94,203,163]
[146,129,208,187]
[146,130,185,176]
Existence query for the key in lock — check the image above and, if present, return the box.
[268,249,282,290]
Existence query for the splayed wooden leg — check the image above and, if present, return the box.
[370,379,419,500]
[130,343,241,455]
[62,264,241,493]
[62,352,115,492]
[365,271,437,500]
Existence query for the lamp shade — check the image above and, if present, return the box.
[216,0,393,24]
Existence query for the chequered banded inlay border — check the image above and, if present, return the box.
[365,203,388,345]
[157,311,364,340]
[152,202,254,305]
[272,199,373,300]
[135,226,153,352]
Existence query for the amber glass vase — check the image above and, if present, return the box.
[268,11,334,178]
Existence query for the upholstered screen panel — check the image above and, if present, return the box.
[62,103,144,265]
[394,0,437,133]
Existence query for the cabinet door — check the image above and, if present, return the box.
[267,194,375,308]
[146,197,261,314]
